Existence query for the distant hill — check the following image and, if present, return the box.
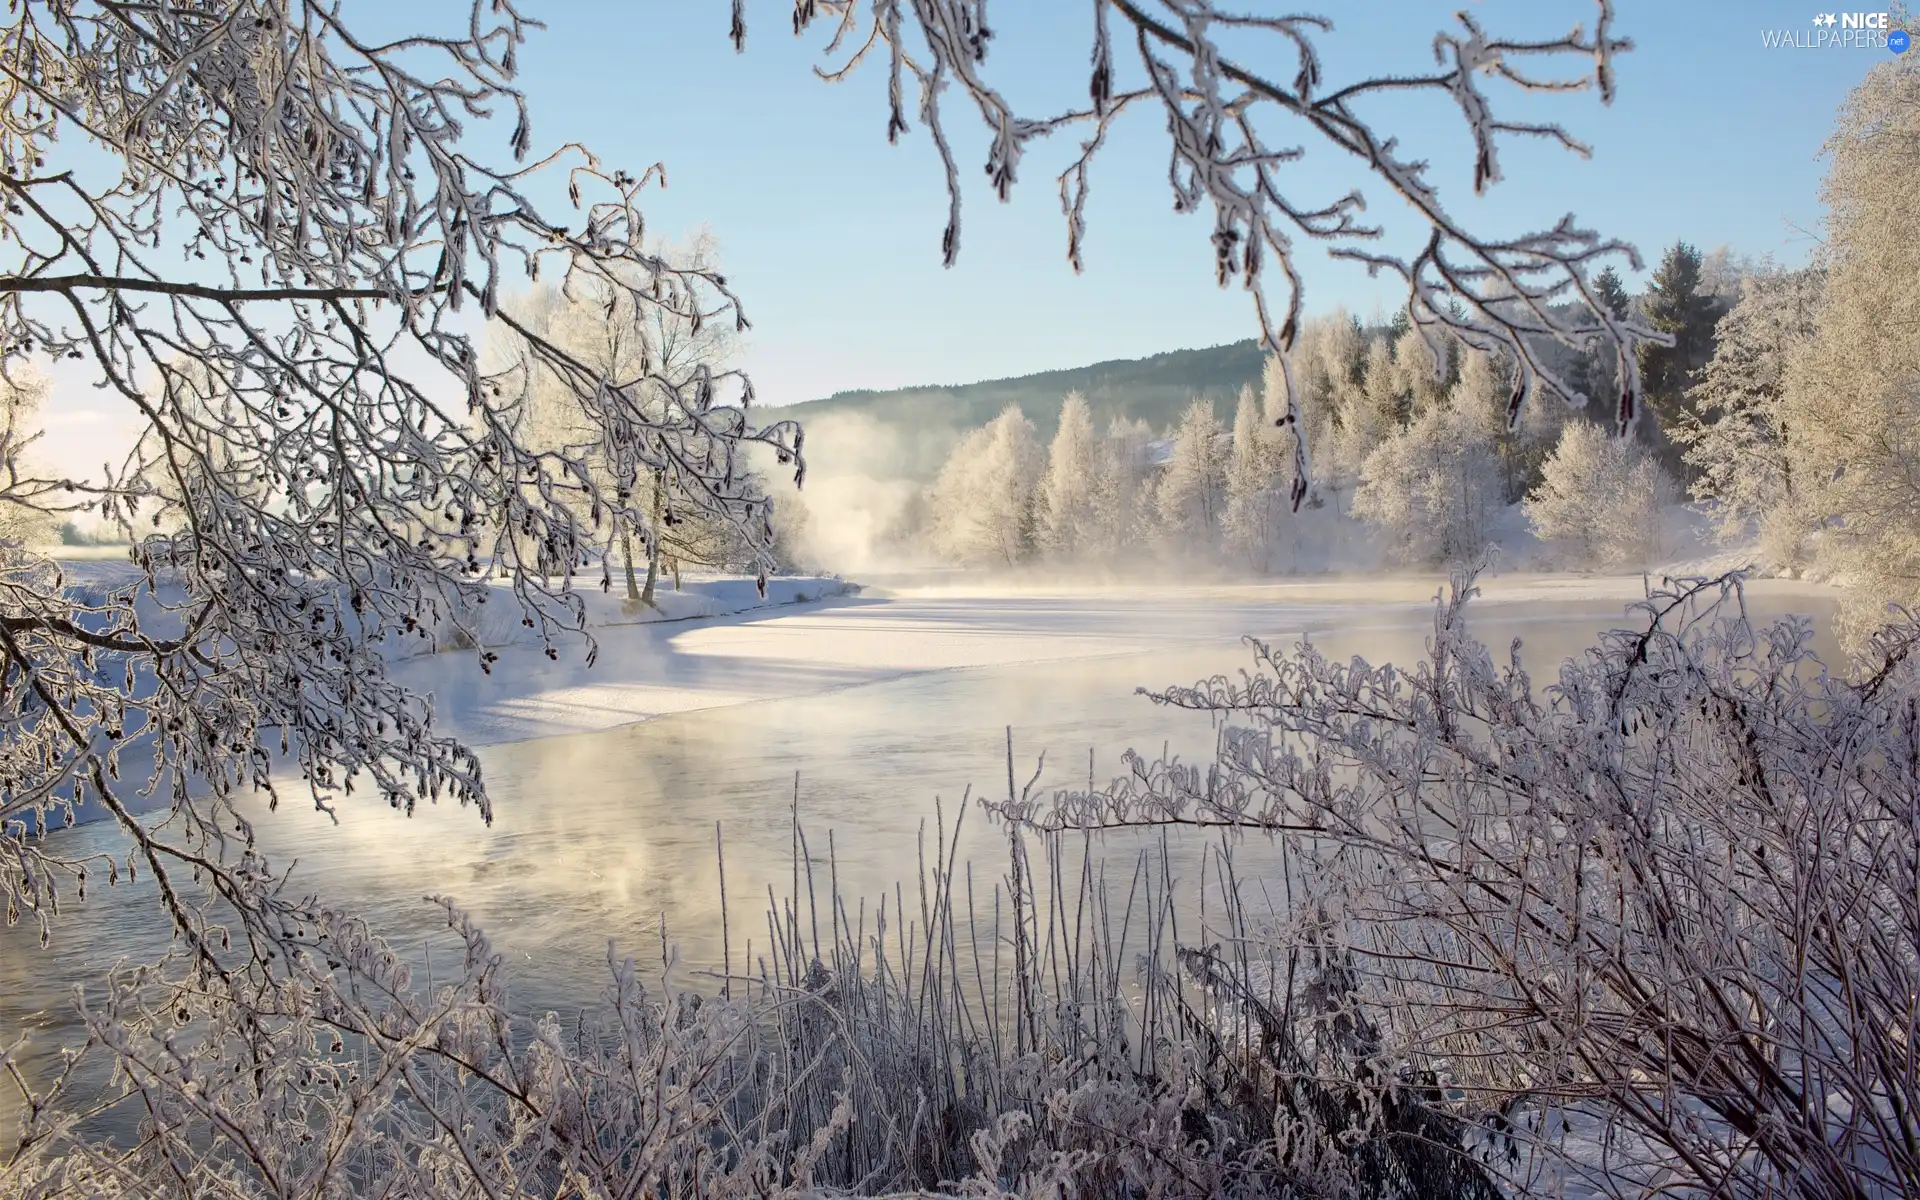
[767,340,1267,481]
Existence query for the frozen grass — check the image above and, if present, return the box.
[0,792,1515,1198]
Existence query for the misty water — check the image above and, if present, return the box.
[0,579,1840,1132]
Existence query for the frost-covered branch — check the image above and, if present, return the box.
[745,0,1666,506]
[0,0,802,991]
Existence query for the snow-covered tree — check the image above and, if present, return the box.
[495,230,758,604]
[1352,401,1501,566]
[1451,345,1567,504]
[1313,335,1403,519]
[1450,345,1510,461]
[1677,264,1823,567]
[1779,49,1920,647]
[0,0,804,974]
[1155,398,1228,555]
[0,2,812,1192]
[1035,392,1102,558]
[1295,313,1367,416]
[926,405,1043,566]
[926,427,995,564]
[1697,243,1751,303]
[1389,325,1452,420]
[1357,336,1404,433]
[0,365,59,549]
[1223,384,1296,571]
[764,476,815,573]
[1526,420,1676,567]
[1290,313,1368,510]
[1086,415,1158,557]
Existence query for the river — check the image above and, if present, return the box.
[0,574,1841,1135]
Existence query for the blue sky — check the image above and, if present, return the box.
[30,2,1904,484]
[489,1,1899,406]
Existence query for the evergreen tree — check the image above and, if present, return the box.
[1560,265,1633,410]
[1593,265,1632,321]
[1637,241,1725,472]
[1678,265,1823,567]
[1560,335,1615,415]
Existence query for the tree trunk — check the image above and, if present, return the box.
[620,521,641,603]
[638,470,664,609]
[497,502,513,579]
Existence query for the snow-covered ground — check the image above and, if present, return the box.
[395,566,1841,747]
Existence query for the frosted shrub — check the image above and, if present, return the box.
[1526,421,1676,567]
[18,574,1912,1198]
[998,569,1920,1199]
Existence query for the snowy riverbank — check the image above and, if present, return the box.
[388,572,873,745]
[35,563,861,812]
[39,552,1842,756]
[393,568,1842,748]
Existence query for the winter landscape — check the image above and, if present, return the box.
[0,2,1916,1198]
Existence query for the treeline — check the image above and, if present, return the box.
[901,295,1687,574]
[902,138,1915,632]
